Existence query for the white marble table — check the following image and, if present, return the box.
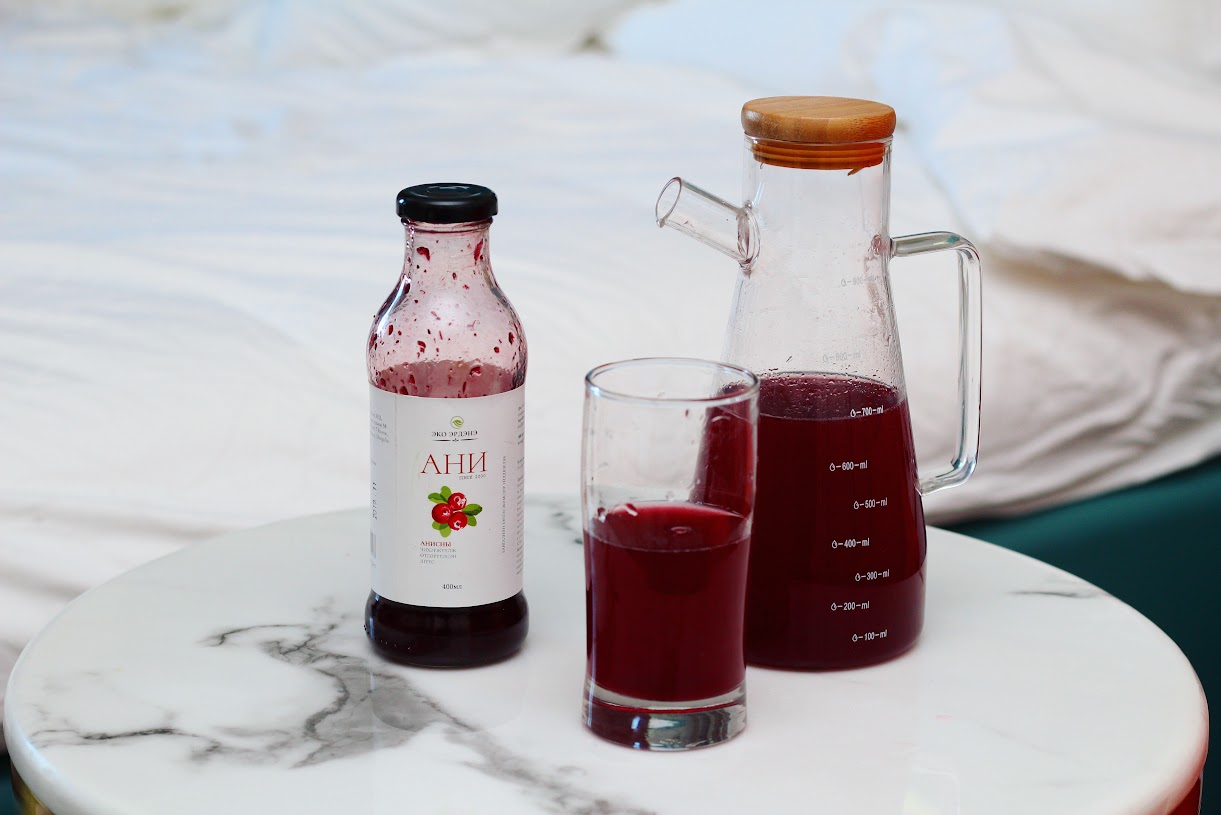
[4,498,1208,815]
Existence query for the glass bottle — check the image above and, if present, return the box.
[366,183,528,667]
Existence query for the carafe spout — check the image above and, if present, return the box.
[656,178,757,265]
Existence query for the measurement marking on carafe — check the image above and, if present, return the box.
[855,569,891,582]
[851,630,889,643]
[853,497,889,509]
[821,350,863,365]
[848,406,884,418]
[830,600,871,612]
[840,274,881,288]
[828,459,869,472]
[831,537,871,549]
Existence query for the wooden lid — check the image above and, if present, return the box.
[742,96,895,170]
[742,96,896,144]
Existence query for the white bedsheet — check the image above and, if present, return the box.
[2,1,1219,724]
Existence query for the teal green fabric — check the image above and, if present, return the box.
[2,760,16,815]
[951,455,1221,815]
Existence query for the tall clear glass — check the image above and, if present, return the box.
[582,358,759,750]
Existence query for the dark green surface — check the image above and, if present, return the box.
[2,760,15,815]
[950,454,1220,815]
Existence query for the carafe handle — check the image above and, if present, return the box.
[891,232,982,496]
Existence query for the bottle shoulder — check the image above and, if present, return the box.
[368,282,526,395]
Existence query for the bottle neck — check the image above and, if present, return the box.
[402,219,494,291]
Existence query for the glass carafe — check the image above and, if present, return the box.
[657,97,981,669]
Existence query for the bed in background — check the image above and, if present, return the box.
[2,0,1218,811]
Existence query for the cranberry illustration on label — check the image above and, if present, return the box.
[427,486,482,537]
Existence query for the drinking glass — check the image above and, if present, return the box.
[581,358,759,750]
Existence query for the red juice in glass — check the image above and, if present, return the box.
[582,358,757,750]
[742,374,926,669]
[585,501,750,702]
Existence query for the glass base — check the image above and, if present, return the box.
[582,677,746,751]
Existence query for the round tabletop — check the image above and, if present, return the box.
[4,498,1208,815]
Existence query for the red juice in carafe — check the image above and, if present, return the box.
[585,501,750,702]
[743,374,925,669]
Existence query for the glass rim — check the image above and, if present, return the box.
[584,357,759,407]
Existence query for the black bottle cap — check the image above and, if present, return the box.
[396,183,498,224]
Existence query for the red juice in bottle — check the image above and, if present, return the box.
[585,501,750,702]
[365,184,527,667]
[742,374,925,669]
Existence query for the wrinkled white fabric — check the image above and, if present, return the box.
[0,0,639,63]
[2,1,1220,725]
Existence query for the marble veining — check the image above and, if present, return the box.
[1008,571,1108,599]
[27,599,649,814]
[1011,586,1106,599]
[532,494,583,546]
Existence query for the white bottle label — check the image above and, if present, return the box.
[369,385,525,607]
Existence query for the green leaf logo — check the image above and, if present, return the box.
[450,416,464,429]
